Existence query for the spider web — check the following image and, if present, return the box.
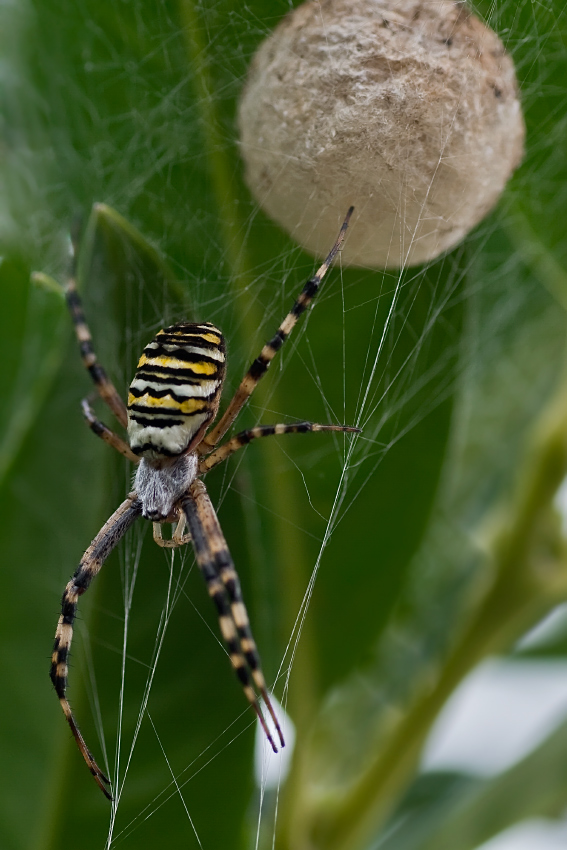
[65,4,567,849]
[81,3,566,844]
[1,1,567,849]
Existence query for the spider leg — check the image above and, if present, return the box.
[153,515,191,548]
[197,207,354,453]
[50,494,142,799]
[199,421,360,474]
[182,481,284,751]
[65,230,129,429]
[81,399,139,462]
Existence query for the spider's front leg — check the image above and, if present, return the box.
[64,224,137,463]
[198,207,353,454]
[199,421,360,474]
[81,398,139,463]
[65,232,129,430]
[50,494,142,799]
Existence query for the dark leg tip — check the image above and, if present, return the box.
[93,771,113,800]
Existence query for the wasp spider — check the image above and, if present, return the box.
[50,208,357,799]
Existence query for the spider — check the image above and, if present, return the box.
[50,207,357,799]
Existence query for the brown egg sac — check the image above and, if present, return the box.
[238,0,525,269]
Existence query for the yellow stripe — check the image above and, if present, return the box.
[199,332,222,344]
[128,392,208,414]
[137,353,217,375]
[159,329,222,345]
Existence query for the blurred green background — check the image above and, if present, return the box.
[1,1,567,849]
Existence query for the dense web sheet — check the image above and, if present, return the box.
[86,209,469,847]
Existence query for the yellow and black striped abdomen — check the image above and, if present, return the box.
[127,322,226,458]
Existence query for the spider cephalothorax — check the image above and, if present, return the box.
[133,453,198,521]
[50,208,356,799]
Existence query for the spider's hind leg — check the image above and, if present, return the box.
[50,494,142,799]
[182,481,284,751]
[217,557,285,748]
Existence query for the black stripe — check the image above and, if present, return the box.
[79,340,95,358]
[128,385,219,404]
[249,356,269,380]
[129,414,188,428]
[182,494,208,560]
[65,289,81,308]
[257,425,276,438]
[222,575,238,597]
[303,277,319,299]
[291,301,307,318]
[131,443,178,457]
[163,322,220,334]
[210,588,230,616]
[73,571,91,591]
[134,367,210,385]
[226,636,241,656]
[50,662,65,694]
[243,649,260,671]
[268,328,287,352]
[156,333,223,351]
[291,280,318,317]
[65,290,85,318]
[57,646,69,664]
[216,550,232,571]
[88,363,107,384]
[143,345,223,366]
[236,622,252,639]
[234,664,250,686]
[61,598,76,625]
[128,402,206,416]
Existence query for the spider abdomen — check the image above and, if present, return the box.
[127,322,226,458]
